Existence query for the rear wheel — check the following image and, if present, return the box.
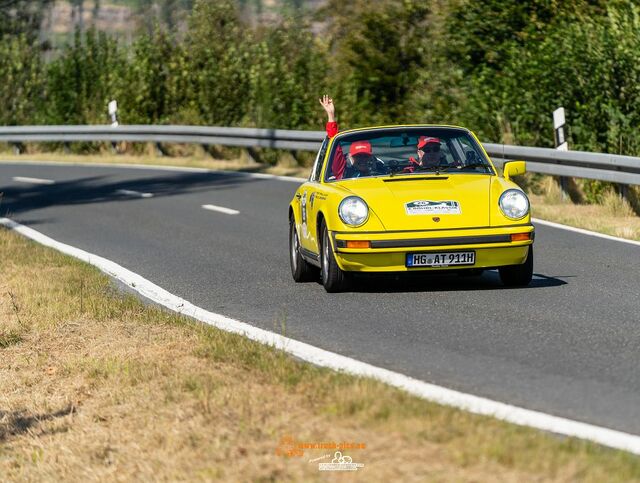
[499,245,533,287]
[289,218,318,282]
[320,222,351,292]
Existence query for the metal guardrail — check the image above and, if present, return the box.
[1,124,640,186]
[0,125,325,151]
[484,143,640,186]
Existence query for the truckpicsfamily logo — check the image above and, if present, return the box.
[318,451,365,472]
[405,200,461,215]
[275,435,366,470]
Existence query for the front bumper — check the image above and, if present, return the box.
[331,225,534,272]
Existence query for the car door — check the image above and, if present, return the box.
[299,138,328,253]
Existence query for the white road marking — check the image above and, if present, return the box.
[1,159,209,173]
[12,176,55,185]
[202,204,239,215]
[2,215,640,456]
[532,217,640,247]
[115,189,154,198]
[246,172,307,183]
[0,160,305,182]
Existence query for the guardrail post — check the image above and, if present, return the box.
[11,142,23,155]
[289,150,299,166]
[245,147,262,165]
[619,184,629,203]
[155,142,167,157]
[200,144,208,156]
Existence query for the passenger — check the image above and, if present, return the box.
[404,136,463,173]
[318,94,385,179]
[404,136,444,173]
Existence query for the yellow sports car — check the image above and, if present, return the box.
[288,125,534,292]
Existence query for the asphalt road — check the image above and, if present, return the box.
[1,162,639,435]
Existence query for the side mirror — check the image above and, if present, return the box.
[503,161,526,181]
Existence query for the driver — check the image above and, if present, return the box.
[319,94,385,179]
[346,141,377,178]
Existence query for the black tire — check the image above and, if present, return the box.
[289,218,318,282]
[320,221,351,292]
[499,245,533,287]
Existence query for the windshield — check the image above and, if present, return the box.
[324,127,494,182]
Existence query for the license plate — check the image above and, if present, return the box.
[406,251,475,267]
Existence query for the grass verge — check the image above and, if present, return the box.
[523,175,640,241]
[1,226,640,480]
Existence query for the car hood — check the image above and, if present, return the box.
[340,175,491,231]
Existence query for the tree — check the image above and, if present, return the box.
[45,28,125,124]
[0,34,44,125]
[119,27,189,124]
[247,19,328,129]
[0,0,54,41]
[318,0,430,126]
[183,0,250,126]
[444,0,608,77]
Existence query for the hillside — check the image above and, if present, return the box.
[39,0,324,48]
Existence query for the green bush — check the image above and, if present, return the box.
[118,27,188,124]
[45,28,125,125]
[181,0,250,126]
[247,19,328,130]
[0,35,44,125]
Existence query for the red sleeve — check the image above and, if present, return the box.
[325,121,346,179]
[331,144,346,180]
[403,157,419,173]
[326,121,339,139]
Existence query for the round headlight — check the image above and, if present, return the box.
[339,196,369,226]
[499,189,530,220]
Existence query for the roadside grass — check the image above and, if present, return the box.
[1,227,640,480]
[518,174,640,241]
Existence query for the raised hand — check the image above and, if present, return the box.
[318,94,335,122]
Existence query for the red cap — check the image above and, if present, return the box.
[349,141,372,156]
[417,136,440,149]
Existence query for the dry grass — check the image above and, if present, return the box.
[519,174,640,241]
[1,227,640,480]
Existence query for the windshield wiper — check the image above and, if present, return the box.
[386,160,405,177]
[417,164,449,175]
[460,162,490,170]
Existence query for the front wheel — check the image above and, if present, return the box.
[499,245,533,287]
[320,222,351,292]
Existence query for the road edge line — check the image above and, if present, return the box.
[532,217,640,247]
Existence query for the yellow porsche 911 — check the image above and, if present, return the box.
[288,125,534,292]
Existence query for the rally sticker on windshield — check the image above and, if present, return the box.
[405,200,461,215]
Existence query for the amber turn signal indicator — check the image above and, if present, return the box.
[346,240,371,249]
[510,233,530,242]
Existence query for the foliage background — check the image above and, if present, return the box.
[2,0,640,199]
